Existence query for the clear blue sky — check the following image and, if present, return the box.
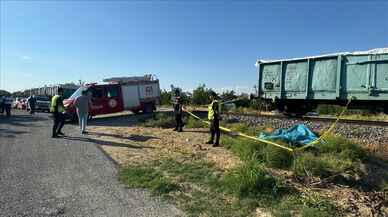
[1,0,387,93]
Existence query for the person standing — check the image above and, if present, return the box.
[50,88,65,138]
[3,95,13,117]
[27,95,36,114]
[206,92,221,147]
[173,96,183,132]
[74,89,91,134]
[0,95,4,114]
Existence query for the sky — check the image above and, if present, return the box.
[1,0,388,93]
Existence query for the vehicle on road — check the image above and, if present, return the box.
[256,48,388,115]
[64,75,160,120]
[34,96,51,112]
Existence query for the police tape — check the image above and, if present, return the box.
[183,97,352,153]
[295,98,353,151]
[183,109,294,152]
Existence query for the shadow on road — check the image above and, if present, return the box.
[87,113,153,127]
[0,112,48,127]
[62,135,154,149]
[0,128,29,138]
[88,132,160,142]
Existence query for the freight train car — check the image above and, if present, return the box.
[256,48,388,115]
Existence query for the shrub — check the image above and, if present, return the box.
[319,136,366,161]
[185,116,206,128]
[223,159,280,197]
[293,152,353,178]
[264,144,293,169]
[222,136,266,162]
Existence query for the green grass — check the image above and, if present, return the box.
[120,166,180,196]
[140,113,176,128]
[120,157,342,217]
[223,158,281,197]
[184,116,206,128]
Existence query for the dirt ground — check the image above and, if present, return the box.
[87,126,241,171]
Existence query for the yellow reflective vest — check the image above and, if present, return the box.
[208,100,220,120]
[50,95,64,113]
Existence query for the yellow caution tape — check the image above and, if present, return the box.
[183,109,294,152]
[183,97,352,153]
[295,98,352,151]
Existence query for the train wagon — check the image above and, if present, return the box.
[256,48,388,114]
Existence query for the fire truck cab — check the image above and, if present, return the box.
[64,75,160,120]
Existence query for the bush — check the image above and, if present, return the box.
[224,159,280,197]
[185,116,206,128]
[293,152,354,178]
[222,136,266,162]
[264,144,293,169]
[319,136,366,161]
[192,84,214,105]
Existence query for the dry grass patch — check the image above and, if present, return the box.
[88,126,241,170]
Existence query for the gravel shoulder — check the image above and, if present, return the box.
[0,111,183,217]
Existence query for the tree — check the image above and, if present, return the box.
[191,84,213,105]
[220,90,237,102]
[0,89,11,96]
[160,89,172,105]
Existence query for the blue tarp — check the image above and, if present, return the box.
[258,124,317,147]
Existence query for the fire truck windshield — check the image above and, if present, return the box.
[68,86,87,100]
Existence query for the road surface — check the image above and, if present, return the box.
[0,111,183,217]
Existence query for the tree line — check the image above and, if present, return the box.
[161,84,261,109]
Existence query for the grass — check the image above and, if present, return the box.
[120,157,342,217]
[140,112,206,129]
[129,112,369,216]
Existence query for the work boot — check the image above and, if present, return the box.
[52,134,59,138]
[57,132,65,136]
[206,141,213,145]
[212,143,219,147]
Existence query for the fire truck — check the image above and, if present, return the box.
[64,75,160,120]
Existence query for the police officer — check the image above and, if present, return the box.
[173,96,183,132]
[206,92,221,147]
[3,95,13,117]
[50,88,65,138]
[27,95,36,114]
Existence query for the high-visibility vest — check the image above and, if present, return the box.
[50,95,64,113]
[208,100,220,120]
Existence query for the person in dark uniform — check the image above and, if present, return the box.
[50,88,65,138]
[173,96,184,132]
[27,95,36,114]
[206,92,221,147]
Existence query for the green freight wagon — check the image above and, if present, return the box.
[256,48,388,114]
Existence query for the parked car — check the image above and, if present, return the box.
[34,96,51,112]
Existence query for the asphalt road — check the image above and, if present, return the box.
[0,111,183,217]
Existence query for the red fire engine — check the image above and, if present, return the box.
[64,75,160,120]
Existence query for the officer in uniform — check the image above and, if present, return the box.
[173,96,183,132]
[206,92,221,147]
[50,88,65,138]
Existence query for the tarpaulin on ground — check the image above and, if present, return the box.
[258,124,317,147]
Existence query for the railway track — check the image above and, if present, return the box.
[224,112,388,127]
